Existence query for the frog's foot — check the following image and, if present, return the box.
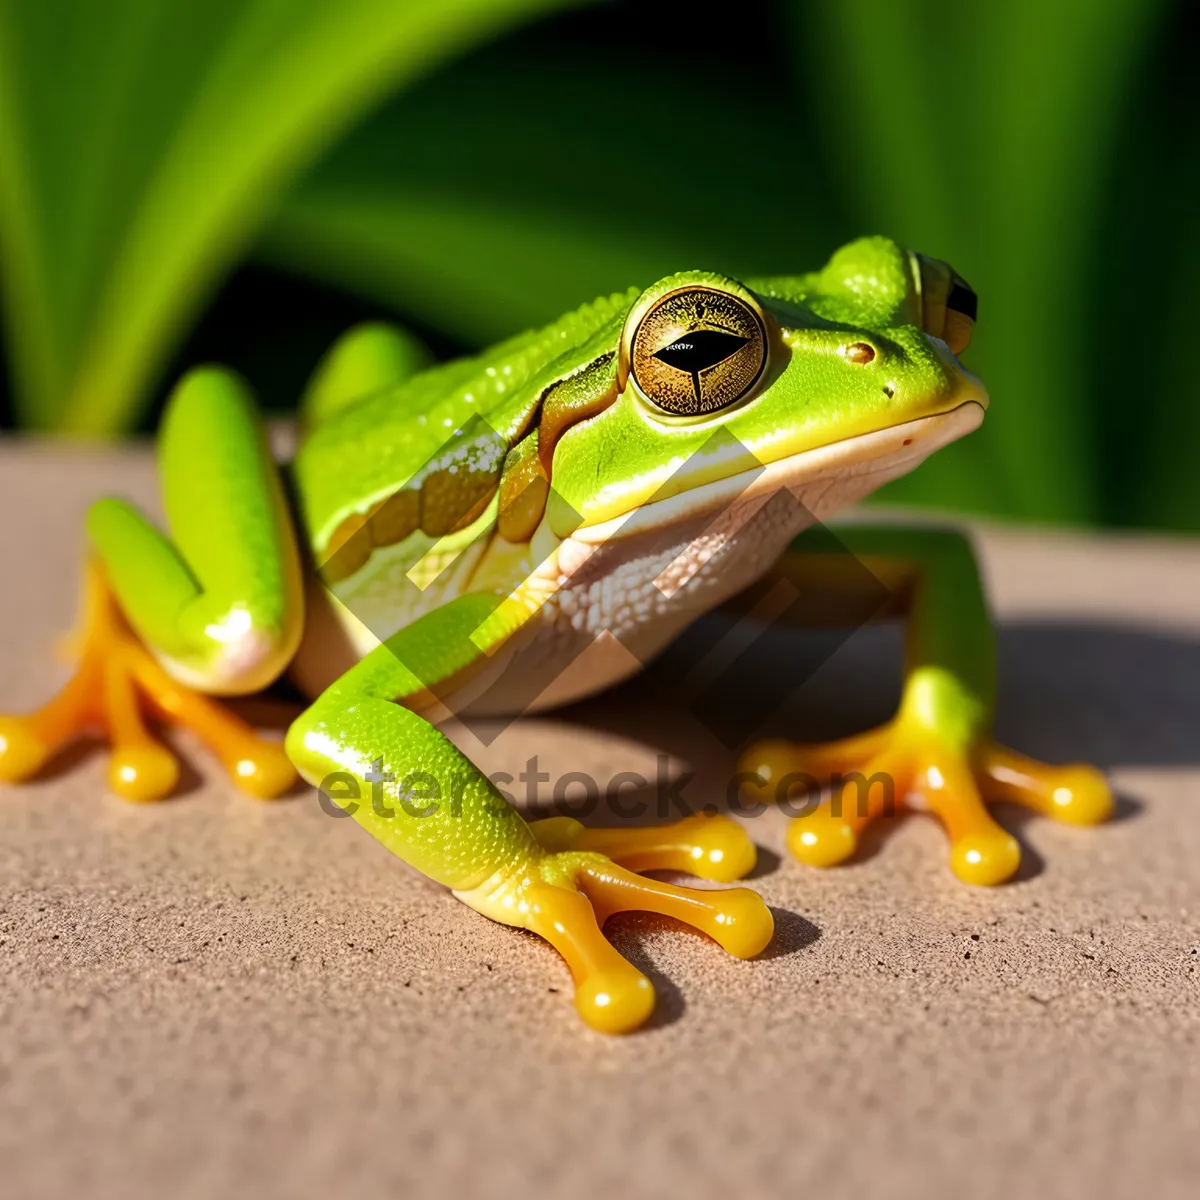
[459,816,772,1033]
[0,560,295,801]
[740,724,1112,886]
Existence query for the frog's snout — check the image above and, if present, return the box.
[912,252,977,356]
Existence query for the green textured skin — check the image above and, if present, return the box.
[291,289,635,553]
[295,237,964,550]
[552,241,959,529]
[90,236,996,899]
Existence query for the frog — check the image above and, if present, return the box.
[0,237,1112,1033]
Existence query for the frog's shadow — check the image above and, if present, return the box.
[534,618,1186,892]
[602,905,820,1030]
[560,616,1200,779]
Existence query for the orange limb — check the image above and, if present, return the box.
[0,559,294,800]
[740,721,1112,886]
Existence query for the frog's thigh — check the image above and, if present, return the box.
[0,368,302,799]
[286,594,772,1033]
[739,524,1111,886]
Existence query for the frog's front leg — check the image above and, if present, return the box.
[286,595,772,1033]
[0,368,303,799]
[740,526,1112,886]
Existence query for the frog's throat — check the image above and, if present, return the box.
[565,398,985,548]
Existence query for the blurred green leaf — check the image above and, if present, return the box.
[259,44,849,344]
[790,0,1173,524]
[0,0,582,433]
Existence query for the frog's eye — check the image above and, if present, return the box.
[623,285,768,417]
[912,253,977,356]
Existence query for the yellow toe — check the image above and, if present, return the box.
[0,718,51,783]
[706,887,774,959]
[227,744,297,799]
[949,830,1021,886]
[787,813,858,868]
[1045,765,1114,826]
[109,744,180,802]
[574,966,656,1035]
[685,814,757,882]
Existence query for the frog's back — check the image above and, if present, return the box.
[292,288,638,562]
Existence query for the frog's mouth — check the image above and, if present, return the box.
[566,397,985,548]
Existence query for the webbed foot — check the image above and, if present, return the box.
[741,718,1111,887]
[457,814,772,1033]
[0,560,295,801]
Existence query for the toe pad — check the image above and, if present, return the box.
[0,718,51,783]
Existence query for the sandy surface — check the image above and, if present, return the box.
[1,437,1198,1200]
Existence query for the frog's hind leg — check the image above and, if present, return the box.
[739,526,1112,886]
[287,596,773,1034]
[0,368,303,800]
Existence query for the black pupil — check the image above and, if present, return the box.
[653,328,749,373]
[946,281,978,321]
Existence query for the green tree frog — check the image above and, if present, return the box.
[0,237,1112,1033]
